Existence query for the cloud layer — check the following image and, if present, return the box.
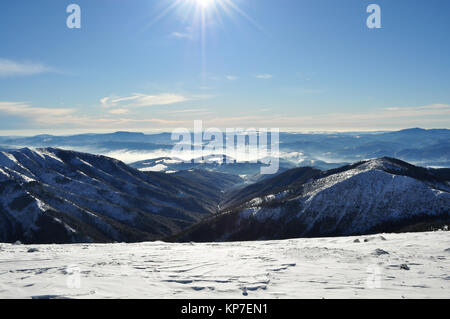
[0,100,448,133]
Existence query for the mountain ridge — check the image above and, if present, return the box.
[174,157,450,242]
[0,148,448,244]
[0,148,240,243]
[1,128,449,168]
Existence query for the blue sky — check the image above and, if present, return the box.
[0,0,449,134]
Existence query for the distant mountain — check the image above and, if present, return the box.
[1,128,449,168]
[129,155,341,182]
[279,128,450,166]
[0,148,241,244]
[131,156,291,179]
[174,158,450,242]
[0,132,174,154]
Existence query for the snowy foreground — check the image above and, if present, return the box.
[0,231,449,299]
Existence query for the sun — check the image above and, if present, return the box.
[149,0,262,31]
[147,0,264,80]
[196,0,214,9]
[147,0,264,68]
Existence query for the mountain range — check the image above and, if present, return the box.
[0,147,448,244]
[0,148,240,243]
[1,128,449,168]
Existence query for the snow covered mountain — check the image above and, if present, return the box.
[177,158,450,242]
[1,148,448,245]
[129,154,340,177]
[0,148,240,244]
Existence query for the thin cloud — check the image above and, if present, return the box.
[171,26,196,40]
[280,87,323,95]
[108,108,130,115]
[169,108,211,114]
[0,102,75,118]
[0,101,190,129]
[0,58,52,77]
[171,32,192,39]
[171,32,194,40]
[1,101,448,133]
[226,75,239,81]
[384,104,450,112]
[192,104,450,131]
[0,101,85,125]
[255,74,273,79]
[101,93,189,108]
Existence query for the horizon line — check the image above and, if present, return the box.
[0,127,448,137]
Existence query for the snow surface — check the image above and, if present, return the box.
[0,231,448,299]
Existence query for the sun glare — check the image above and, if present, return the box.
[147,0,263,82]
[149,0,263,32]
[197,0,213,9]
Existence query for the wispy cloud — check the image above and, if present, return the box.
[0,58,52,77]
[255,74,273,79]
[279,87,323,95]
[169,108,211,114]
[171,26,195,40]
[100,93,189,108]
[166,108,214,117]
[108,108,130,115]
[226,75,239,81]
[171,31,193,39]
[0,101,189,130]
[187,104,450,131]
[0,102,74,118]
[384,104,450,112]
[0,101,84,125]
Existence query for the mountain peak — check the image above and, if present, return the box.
[401,127,426,132]
[360,157,407,169]
[112,131,145,136]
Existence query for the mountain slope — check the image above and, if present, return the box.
[0,148,240,244]
[175,158,450,242]
[1,149,449,244]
